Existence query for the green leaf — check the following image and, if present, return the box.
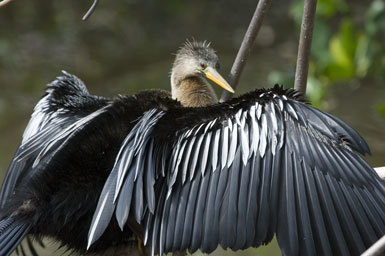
[311,20,333,67]
[326,19,358,80]
[366,0,385,36]
[267,71,294,88]
[306,75,327,108]
[317,0,338,18]
[355,34,370,78]
[377,102,385,118]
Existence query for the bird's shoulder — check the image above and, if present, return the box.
[43,71,109,114]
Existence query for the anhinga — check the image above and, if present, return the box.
[0,40,385,256]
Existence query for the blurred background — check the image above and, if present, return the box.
[0,0,384,255]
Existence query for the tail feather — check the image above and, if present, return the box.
[15,236,42,256]
[0,217,31,256]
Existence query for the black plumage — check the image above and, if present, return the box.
[1,42,385,256]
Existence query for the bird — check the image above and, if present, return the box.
[0,40,385,256]
[0,40,233,256]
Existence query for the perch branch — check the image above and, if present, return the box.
[0,0,14,8]
[83,0,99,21]
[361,234,385,256]
[220,0,272,102]
[293,0,318,98]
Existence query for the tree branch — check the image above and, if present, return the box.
[83,0,99,21]
[361,234,385,256]
[0,0,14,8]
[220,0,272,102]
[293,0,318,98]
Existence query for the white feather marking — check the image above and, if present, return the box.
[227,122,238,168]
[22,94,52,143]
[272,135,278,156]
[204,121,212,134]
[228,118,233,131]
[269,102,279,156]
[209,118,217,129]
[194,123,205,135]
[22,112,45,143]
[175,139,188,172]
[32,108,105,167]
[185,127,194,138]
[114,150,134,202]
[286,103,298,120]
[241,123,249,165]
[270,102,278,133]
[249,104,256,119]
[87,190,110,249]
[259,114,267,158]
[278,98,284,111]
[240,111,247,127]
[221,126,229,170]
[256,103,262,120]
[114,110,164,201]
[189,134,205,181]
[182,136,196,184]
[170,142,180,174]
[235,110,242,126]
[249,106,259,156]
[212,129,220,172]
[201,132,212,177]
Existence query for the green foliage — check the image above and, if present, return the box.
[378,102,385,118]
[278,0,385,111]
[364,0,385,84]
[325,19,357,80]
[289,0,347,23]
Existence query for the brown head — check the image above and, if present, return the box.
[170,40,234,107]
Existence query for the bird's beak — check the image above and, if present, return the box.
[204,66,235,93]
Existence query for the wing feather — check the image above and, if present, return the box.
[172,180,191,250]
[324,173,366,253]
[190,169,210,253]
[201,165,221,253]
[219,147,241,249]
[292,153,316,255]
[87,87,385,256]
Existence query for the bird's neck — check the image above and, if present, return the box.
[171,76,218,107]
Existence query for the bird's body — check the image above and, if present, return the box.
[0,41,385,256]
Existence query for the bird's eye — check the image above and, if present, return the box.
[200,63,207,69]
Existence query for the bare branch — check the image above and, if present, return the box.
[220,0,272,102]
[83,0,99,21]
[293,0,318,98]
[361,235,385,256]
[0,0,14,8]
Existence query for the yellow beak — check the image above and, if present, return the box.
[204,66,235,93]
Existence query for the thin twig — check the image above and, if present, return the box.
[82,0,99,21]
[293,0,318,98]
[0,0,14,8]
[361,235,385,256]
[220,0,272,102]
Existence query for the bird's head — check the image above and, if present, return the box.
[171,40,234,94]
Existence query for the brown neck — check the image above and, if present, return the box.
[172,76,218,107]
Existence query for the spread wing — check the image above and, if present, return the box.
[0,71,109,209]
[89,85,385,256]
[0,72,109,256]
